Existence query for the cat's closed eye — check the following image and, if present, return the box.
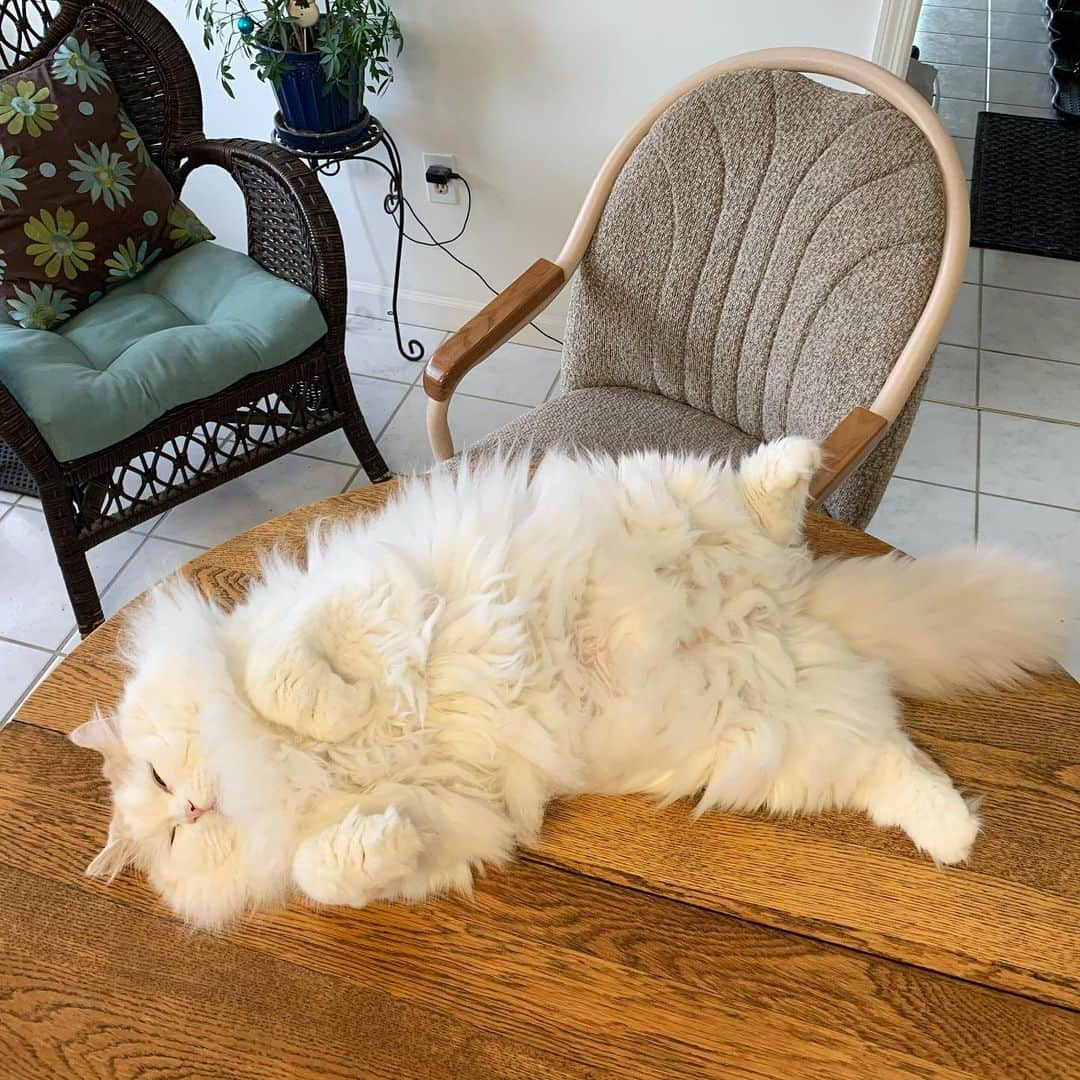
[149,764,171,793]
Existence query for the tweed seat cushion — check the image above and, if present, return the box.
[0,242,327,462]
[467,385,759,463]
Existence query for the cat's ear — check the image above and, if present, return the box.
[69,711,119,754]
[737,437,822,544]
[71,711,131,784]
[86,818,134,882]
[86,839,135,882]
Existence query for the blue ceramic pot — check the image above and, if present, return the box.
[258,34,362,134]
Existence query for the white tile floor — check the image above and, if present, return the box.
[2,0,1078,720]
[869,0,1080,674]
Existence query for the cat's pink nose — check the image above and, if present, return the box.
[185,800,209,824]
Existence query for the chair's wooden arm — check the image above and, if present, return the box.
[810,407,889,503]
[423,259,566,403]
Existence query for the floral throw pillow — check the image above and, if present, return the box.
[0,33,213,330]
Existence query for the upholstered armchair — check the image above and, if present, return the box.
[0,0,389,637]
[423,49,968,528]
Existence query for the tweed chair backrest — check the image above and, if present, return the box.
[562,68,946,452]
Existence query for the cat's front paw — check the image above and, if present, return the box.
[244,641,374,743]
[293,805,423,906]
[342,805,424,878]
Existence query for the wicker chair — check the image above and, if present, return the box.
[424,49,969,528]
[0,0,390,637]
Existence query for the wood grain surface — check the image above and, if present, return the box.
[5,480,1080,1078]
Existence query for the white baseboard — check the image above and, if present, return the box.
[347,279,567,352]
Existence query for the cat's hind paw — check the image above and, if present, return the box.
[862,747,981,866]
[737,437,822,543]
[906,791,981,866]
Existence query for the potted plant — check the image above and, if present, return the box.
[189,0,404,135]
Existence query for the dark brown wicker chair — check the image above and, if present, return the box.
[0,0,390,637]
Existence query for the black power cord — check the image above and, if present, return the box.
[401,167,564,347]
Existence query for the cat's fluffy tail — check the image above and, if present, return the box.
[806,549,1070,698]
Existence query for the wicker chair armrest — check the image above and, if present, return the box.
[0,380,61,484]
[178,138,346,340]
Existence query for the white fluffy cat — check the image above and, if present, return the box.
[71,439,1068,928]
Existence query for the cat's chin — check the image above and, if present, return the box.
[148,822,290,930]
[150,857,254,929]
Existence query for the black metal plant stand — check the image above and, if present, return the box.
[271,109,425,363]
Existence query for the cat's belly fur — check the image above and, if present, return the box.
[242,450,898,829]
[512,458,898,813]
[566,610,896,812]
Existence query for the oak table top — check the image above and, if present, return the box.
[3,482,1079,1079]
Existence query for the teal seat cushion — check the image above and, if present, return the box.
[0,242,329,462]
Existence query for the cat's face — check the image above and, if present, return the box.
[71,654,251,925]
[70,588,289,928]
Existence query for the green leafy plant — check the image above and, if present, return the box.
[188,0,404,99]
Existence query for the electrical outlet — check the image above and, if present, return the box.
[423,152,458,205]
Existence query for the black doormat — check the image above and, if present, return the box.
[971,111,1080,262]
[0,438,38,497]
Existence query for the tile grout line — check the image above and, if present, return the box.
[1,649,59,731]
[926,31,1049,44]
[339,466,364,495]
[893,471,1080,516]
[453,386,561,410]
[95,533,211,621]
[0,634,54,655]
[95,529,154,612]
[543,369,562,402]
[926,56,1049,75]
[969,345,1080,371]
[131,534,208,553]
[338,374,417,494]
[348,372,425,388]
[295,386,556,471]
[296,378,416,472]
[938,340,1080,369]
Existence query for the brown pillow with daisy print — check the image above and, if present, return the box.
[0,31,212,330]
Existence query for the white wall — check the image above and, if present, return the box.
[154,0,885,346]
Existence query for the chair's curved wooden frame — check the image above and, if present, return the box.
[423,47,970,501]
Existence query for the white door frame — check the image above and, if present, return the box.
[873,0,923,75]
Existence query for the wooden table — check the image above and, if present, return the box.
[3,483,1079,1078]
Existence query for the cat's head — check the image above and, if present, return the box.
[70,583,291,928]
